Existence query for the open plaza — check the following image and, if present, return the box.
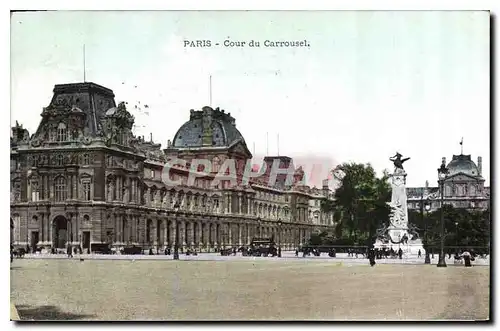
[10,254,490,321]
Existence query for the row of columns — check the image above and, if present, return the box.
[127,217,312,251]
[106,176,141,204]
[13,211,313,251]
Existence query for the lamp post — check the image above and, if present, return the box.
[455,221,459,254]
[173,203,180,260]
[277,219,282,257]
[424,199,431,264]
[437,161,449,268]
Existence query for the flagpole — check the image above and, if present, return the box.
[277,134,280,156]
[83,44,86,82]
[209,75,212,107]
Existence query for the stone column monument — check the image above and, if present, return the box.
[375,153,423,255]
[387,153,410,245]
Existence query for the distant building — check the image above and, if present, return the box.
[406,154,490,213]
[10,82,336,251]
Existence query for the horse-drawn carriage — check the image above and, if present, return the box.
[11,247,26,259]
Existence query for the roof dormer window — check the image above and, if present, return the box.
[57,122,68,142]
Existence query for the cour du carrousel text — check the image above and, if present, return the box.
[184,39,311,48]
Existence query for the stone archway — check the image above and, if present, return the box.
[53,215,69,249]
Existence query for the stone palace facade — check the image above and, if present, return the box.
[406,154,490,213]
[10,82,336,252]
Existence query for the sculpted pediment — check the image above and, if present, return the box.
[445,173,481,182]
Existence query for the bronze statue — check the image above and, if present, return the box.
[390,152,410,171]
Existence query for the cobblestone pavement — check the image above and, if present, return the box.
[10,257,489,321]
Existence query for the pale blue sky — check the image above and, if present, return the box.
[10,11,490,187]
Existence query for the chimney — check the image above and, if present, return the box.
[322,179,329,196]
[442,157,446,166]
[478,156,482,176]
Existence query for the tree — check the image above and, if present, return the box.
[418,205,490,255]
[318,162,391,246]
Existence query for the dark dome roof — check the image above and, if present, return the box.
[172,106,246,148]
[447,154,480,177]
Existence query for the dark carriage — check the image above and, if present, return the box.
[220,248,233,256]
[249,238,278,257]
[12,247,26,258]
[91,243,114,255]
[121,245,143,255]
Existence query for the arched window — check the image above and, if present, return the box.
[54,176,67,201]
[31,180,40,201]
[57,122,67,142]
[82,177,92,201]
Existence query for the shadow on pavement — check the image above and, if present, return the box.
[15,305,95,321]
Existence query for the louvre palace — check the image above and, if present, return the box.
[10,82,336,252]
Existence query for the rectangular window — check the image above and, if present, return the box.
[82,182,91,201]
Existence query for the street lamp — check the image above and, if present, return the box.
[424,199,431,264]
[277,219,282,257]
[455,221,459,254]
[437,161,449,268]
[173,203,180,260]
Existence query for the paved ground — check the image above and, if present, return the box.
[20,251,491,265]
[10,257,490,321]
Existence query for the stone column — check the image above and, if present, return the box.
[238,224,242,246]
[227,222,232,246]
[73,213,78,245]
[246,224,251,245]
[217,222,223,247]
[238,193,242,214]
[73,174,78,200]
[190,221,195,247]
[172,219,178,246]
[47,213,51,247]
[197,221,202,248]
[165,220,170,246]
[181,220,186,248]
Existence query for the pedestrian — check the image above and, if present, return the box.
[295,248,299,257]
[398,248,403,259]
[462,251,473,267]
[368,248,376,267]
[67,244,73,258]
[418,249,422,258]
